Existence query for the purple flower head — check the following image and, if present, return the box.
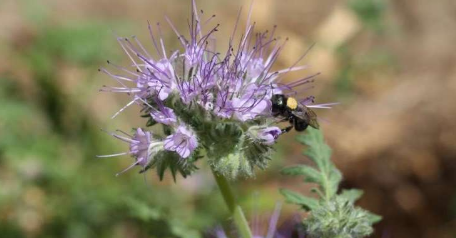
[100,1,335,178]
[164,125,198,158]
[100,4,331,123]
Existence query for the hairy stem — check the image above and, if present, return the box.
[211,168,253,238]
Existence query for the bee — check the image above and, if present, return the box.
[271,94,319,133]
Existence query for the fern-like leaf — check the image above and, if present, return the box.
[280,128,381,238]
[283,127,340,200]
[280,188,319,211]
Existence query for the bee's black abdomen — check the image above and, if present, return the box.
[294,119,309,131]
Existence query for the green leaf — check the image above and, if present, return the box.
[297,128,332,173]
[295,128,339,200]
[280,128,383,236]
[279,189,319,211]
[366,211,382,224]
[340,189,364,203]
[348,0,386,32]
[281,165,322,184]
[327,168,343,198]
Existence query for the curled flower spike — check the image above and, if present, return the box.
[100,1,334,179]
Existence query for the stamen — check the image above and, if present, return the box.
[111,99,139,119]
[96,152,130,158]
[287,72,321,88]
[100,129,134,143]
[106,60,140,77]
[116,37,142,72]
[116,161,140,176]
[156,22,168,59]
[165,16,187,47]
[147,20,162,57]
[132,35,152,59]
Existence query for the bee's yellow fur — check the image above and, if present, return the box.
[286,97,298,110]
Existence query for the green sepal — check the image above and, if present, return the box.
[145,150,201,182]
[145,118,157,127]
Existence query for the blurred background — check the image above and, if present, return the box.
[1,0,455,237]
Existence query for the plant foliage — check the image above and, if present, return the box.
[280,128,381,238]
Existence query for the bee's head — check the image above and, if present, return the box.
[271,94,287,107]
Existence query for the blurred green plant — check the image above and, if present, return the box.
[333,43,396,99]
[0,22,223,237]
[31,24,118,66]
[280,128,381,238]
[348,0,386,33]
[0,75,210,238]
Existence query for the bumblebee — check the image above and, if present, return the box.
[271,94,319,132]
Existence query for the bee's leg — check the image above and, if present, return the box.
[275,118,288,123]
[280,116,294,133]
[281,125,293,133]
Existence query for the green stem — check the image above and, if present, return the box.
[211,168,253,238]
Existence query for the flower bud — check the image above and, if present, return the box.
[247,126,282,145]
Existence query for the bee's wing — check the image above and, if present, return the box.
[305,108,320,129]
[291,107,320,129]
[290,108,307,119]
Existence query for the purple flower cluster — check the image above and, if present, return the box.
[100,1,330,178]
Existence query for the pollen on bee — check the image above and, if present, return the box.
[286,97,298,110]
